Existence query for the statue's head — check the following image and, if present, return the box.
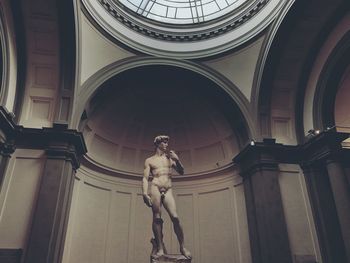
[154,135,169,150]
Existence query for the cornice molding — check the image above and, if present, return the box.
[233,127,350,176]
[81,0,287,58]
[0,106,87,169]
[299,128,349,167]
[98,0,269,42]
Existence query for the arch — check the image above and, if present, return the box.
[72,57,256,141]
[256,0,348,144]
[313,32,350,130]
[0,1,18,111]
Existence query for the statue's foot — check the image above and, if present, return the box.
[152,249,165,259]
[180,247,192,259]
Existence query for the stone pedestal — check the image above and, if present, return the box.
[151,254,191,263]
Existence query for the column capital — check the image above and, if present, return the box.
[233,138,297,178]
[0,107,87,169]
[299,127,349,166]
[0,141,16,157]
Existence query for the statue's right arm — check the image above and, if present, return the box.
[142,159,152,207]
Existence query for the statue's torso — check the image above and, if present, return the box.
[149,155,173,188]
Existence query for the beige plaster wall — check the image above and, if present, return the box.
[204,36,264,102]
[18,0,61,128]
[78,12,134,86]
[0,149,45,248]
[278,164,321,263]
[62,167,251,263]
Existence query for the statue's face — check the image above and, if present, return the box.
[158,140,168,152]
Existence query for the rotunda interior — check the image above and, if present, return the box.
[0,0,349,263]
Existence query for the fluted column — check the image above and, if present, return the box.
[233,139,293,263]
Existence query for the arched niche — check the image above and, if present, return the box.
[63,65,253,263]
[81,65,250,176]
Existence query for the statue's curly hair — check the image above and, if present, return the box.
[153,135,169,146]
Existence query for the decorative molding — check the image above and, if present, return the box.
[81,0,287,58]
[233,127,350,173]
[0,141,16,157]
[0,106,87,169]
[10,0,27,122]
[313,31,350,130]
[98,0,269,42]
[0,3,10,107]
[299,127,349,167]
[73,56,255,137]
[0,249,23,263]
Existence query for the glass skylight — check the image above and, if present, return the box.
[114,0,249,24]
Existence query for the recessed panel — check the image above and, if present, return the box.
[64,183,111,263]
[30,97,51,120]
[0,157,44,247]
[198,188,235,263]
[134,194,155,263]
[107,191,132,262]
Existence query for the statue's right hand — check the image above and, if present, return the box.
[143,194,152,207]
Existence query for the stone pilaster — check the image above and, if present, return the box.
[22,124,87,263]
[300,129,350,263]
[233,138,293,263]
[0,106,87,263]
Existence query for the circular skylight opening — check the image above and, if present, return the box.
[114,0,250,24]
[82,0,289,58]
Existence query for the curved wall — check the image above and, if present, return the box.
[335,65,350,147]
[81,66,244,175]
[63,65,252,263]
[62,166,251,263]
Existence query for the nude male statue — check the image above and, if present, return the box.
[142,135,192,259]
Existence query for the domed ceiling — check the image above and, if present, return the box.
[82,66,246,176]
[117,0,249,24]
[82,0,289,58]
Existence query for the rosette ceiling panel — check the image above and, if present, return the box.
[82,0,290,58]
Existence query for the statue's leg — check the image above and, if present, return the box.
[150,185,165,257]
[163,189,192,259]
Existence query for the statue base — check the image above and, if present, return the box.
[150,254,191,263]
